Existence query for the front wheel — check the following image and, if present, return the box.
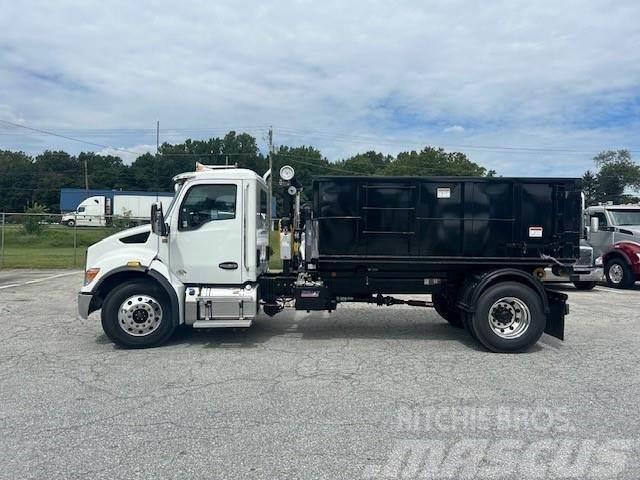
[470,282,545,353]
[605,258,635,289]
[66,219,75,227]
[101,280,175,348]
[573,281,596,291]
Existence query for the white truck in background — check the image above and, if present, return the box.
[61,193,174,227]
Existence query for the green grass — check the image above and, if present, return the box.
[0,225,125,269]
[1,247,85,268]
[0,226,286,270]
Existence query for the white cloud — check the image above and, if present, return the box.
[98,145,156,165]
[444,125,465,134]
[0,104,25,124]
[0,0,639,175]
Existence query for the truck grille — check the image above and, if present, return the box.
[576,246,593,267]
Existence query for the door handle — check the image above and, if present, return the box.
[219,262,238,270]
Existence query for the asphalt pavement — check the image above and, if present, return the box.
[0,271,639,479]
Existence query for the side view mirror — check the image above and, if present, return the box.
[151,203,168,237]
[590,217,599,233]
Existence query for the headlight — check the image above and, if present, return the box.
[84,268,100,285]
[595,256,603,267]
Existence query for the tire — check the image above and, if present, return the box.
[262,304,281,317]
[101,280,176,348]
[470,282,545,353]
[573,281,597,291]
[66,219,75,227]
[605,258,635,289]
[432,293,464,328]
[462,311,478,341]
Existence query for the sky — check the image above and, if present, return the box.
[1,0,639,176]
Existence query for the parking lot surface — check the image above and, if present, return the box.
[1,271,639,479]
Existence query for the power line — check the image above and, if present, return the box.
[0,119,149,156]
[3,119,638,155]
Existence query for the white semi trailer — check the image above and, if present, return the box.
[61,193,174,227]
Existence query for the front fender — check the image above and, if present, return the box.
[603,241,640,274]
[82,260,183,326]
[81,248,156,293]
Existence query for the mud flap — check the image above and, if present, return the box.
[545,289,568,340]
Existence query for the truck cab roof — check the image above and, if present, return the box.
[173,166,266,186]
[587,204,640,211]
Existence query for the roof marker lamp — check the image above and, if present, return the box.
[279,165,295,181]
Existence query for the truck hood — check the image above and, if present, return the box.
[84,224,157,280]
[616,225,640,235]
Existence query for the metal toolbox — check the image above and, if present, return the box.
[185,285,258,324]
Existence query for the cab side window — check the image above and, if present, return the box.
[179,184,237,231]
[77,206,86,213]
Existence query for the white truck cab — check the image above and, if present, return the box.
[78,165,269,347]
[61,196,107,227]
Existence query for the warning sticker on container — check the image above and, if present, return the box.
[529,226,543,238]
[437,188,451,199]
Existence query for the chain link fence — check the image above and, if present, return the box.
[0,212,149,269]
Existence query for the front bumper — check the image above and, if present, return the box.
[544,267,604,284]
[78,292,93,320]
[569,267,604,283]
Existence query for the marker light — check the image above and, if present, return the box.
[84,268,100,285]
[279,165,295,181]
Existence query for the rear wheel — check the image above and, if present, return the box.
[573,281,596,291]
[101,280,175,348]
[470,282,545,353]
[432,293,464,328]
[605,258,635,289]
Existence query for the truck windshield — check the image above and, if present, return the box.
[608,209,640,226]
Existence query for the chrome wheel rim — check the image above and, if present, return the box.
[609,264,624,284]
[118,295,163,337]
[488,297,531,339]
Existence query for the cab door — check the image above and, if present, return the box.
[588,210,614,258]
[168,180,243,285]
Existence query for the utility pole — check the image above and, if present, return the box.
[267,126,274,232]
[84,157,89,193]
[155,121,160,196]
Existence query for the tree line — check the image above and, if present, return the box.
[0,130,637,212]
[0,131,492,212]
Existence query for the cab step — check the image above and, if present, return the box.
[192,319,253,329]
